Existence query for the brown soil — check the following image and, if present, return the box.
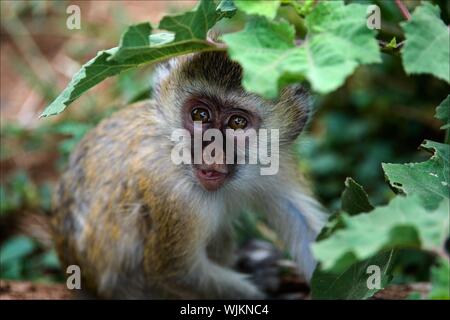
[0,279,430,300]
[0,280,73,300]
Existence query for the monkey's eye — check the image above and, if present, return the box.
[191,107,211,123]
[228,115,248,130]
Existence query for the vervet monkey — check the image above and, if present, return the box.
[52,51,328,299]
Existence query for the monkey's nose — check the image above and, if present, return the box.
[201,147,226,170]
[197,163,228,174]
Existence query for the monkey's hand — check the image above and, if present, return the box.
[145,245,265,299]
[188,255,265,299]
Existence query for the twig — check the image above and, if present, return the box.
[1,17,57,83]
[395,0,411,20]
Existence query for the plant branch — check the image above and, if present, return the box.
[395,0,411,20]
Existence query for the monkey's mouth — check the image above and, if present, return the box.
[193,165,229,191]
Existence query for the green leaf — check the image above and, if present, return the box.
[234,0,280,20]
[400,2,450,83]
[435,95,449,130]
[317,178,373,241]
[386,37,397,49]
[313,196,449,272]
[108,21,213,63]
[39,249,61,269]
[159,0,223,42]
[428,258,450,300]
[341,177,374,215]
[311,250,394,299]
[287,0,315,16]
[149,32,175,46]
[41,0,228,117]
[0,235,36,265]
[382,140,449,210]
[40,49,132,117]
[217,0,237,18]
[312,179,393,300]
[114,0,232,63]
[1,260,22,279]
[223,1,380,98]
[223,17,298,98]
[119,22,151,47]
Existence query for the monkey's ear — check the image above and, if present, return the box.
[274,85,311,143]
[152,58,182,101]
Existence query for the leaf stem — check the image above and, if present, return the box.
[395,0,411,20]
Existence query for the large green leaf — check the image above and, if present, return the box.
[41,0,230,117]
[341,177,374,216]
[216,0,237,18]
[223,0,380,98]
[111,0,234,63]
[435,95,449,130]
[223,17,298,99]
[382,140,449,210]
[234,0,280,19]
[41,49,133,117]
[312,178,393,300]
[311,250,394,300]
[160,0,226,41]
[313,196,449,272]
[316,177,373,241]
[0,235,36,265]
[400,2,450,83]
[118,22,151,47]
[428,258,450,300]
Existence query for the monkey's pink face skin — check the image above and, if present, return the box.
[193,164,229,191]
[182,96,259,192]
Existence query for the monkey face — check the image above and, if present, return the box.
[153,52,310,192]
[182,96,261,191]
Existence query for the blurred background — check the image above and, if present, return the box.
[0,0,448,289]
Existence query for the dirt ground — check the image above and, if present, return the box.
[0,239,432,300]
[0,279,430,300]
